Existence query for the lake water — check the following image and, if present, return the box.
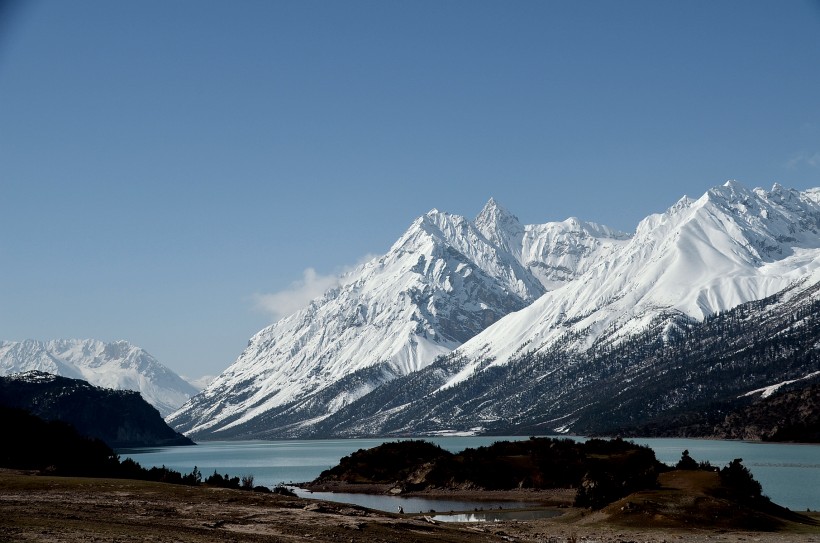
[119,436,820,513]
[296,489,538,515]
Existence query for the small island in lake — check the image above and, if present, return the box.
[304,437,819,532]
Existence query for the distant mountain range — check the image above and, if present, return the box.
[0,371,193,448]
[169,181,820,440]
[0,339,197,417]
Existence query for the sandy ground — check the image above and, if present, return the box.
[1,470,818,543]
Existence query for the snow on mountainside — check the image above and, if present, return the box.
[169,200,629,438]
[444,181,820,388]
[0,339,197,417]
[313,262,820,438]
[171,181,820,440]
[474,198,630,290]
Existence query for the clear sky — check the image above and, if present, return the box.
[1,0,819,380]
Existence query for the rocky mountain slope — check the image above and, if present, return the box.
[171,181,820,439]
[0,371,193,447]
[711,381,820,442]
[444,181,820,388]
[0,339,197,417]
[169,200,628,438]
[310,269,820,438]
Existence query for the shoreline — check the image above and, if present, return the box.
[2,471,819,543]
[298,480,576,506]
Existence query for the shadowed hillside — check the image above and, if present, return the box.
[0,371,193,447]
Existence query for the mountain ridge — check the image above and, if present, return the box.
[170,181,820,440]
[445,181,820,389]
[305,268,820,439]
[0,339,197,417]
[0,370,194,447]
[169,199,629,437]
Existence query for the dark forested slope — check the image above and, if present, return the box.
[0,371,193,447]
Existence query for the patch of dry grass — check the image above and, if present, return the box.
[2,470,818,543]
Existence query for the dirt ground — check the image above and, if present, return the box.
[1,470,818,543]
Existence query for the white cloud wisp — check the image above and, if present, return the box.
[253,254,377,322]
[253,268,340,322]
[786,151,820,170]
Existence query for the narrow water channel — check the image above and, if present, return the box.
[291,487,537,515]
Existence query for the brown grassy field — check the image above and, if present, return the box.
[1,469,818,543]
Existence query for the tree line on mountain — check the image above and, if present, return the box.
[345,280,820,440]
[568,286,820,439]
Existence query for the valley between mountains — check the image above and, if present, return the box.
[167,181,820,440]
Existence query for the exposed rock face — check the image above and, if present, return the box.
[712,382,820,442]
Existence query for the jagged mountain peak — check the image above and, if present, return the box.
[170,198,629,438]
[474,197,524,255]
[169,201,556,437]
[169,181,820,440]
[445,181,820,390]
[718,178,751,192]
[475,197,521,227]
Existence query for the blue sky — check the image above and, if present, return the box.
[1,0,819,379]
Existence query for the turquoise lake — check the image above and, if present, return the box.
[120,436,820,513]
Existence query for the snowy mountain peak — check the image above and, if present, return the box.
[474,198,524,253]
[475,197,521,229]
[169,181,820,440]
[447,181,820,389]
[0,339,197,416]
[708,179,755,203]
[171,198,631,438]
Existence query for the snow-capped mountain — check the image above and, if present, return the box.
[170,181,820,440]
[169,200,628,438]
[474,198,630,290]
[443,181,820,389]
[0,339,198,417]
[182,374,217,391]
[312,262,820,438]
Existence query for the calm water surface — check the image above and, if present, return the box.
[120,436,820,512]
[294,489,535,515]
